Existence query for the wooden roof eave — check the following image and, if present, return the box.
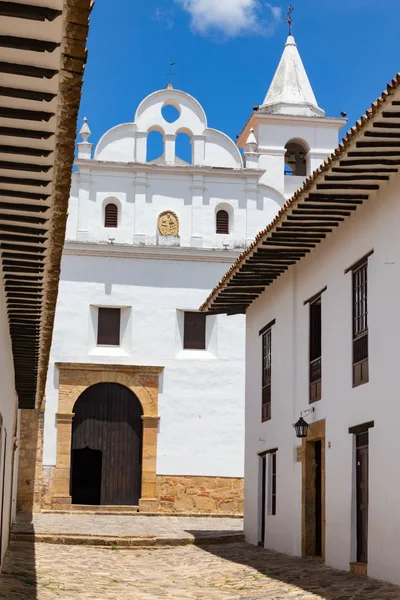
[0,0,93,409]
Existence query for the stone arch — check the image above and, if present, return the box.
[52,363,163,511]
[58,370,156,417]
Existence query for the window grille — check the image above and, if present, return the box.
[104,203,118,228]
[262,328,272,422]
[216,210,229,234]
[352,261,368,386]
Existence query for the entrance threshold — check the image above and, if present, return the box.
[44,505,140,516]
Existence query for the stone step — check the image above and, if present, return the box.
[10,531,245,548]
[41,509,243,518]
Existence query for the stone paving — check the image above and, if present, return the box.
[1,541,400,600]
[14,513,243,539]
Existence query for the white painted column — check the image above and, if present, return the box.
[133,173,148,244]
[258,147,286,195]
[245,177,259,246]
[244,152,260,169]
[306,150,331,175]
[192,135,205,166]
[77,170,91,242]
[164,134,176,165]
[135,132,148,163]
[190,175,204,248]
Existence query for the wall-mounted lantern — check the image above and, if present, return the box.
[293,407,315,439]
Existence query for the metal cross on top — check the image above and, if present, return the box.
[286,5,294,36]
[164,59,176,87]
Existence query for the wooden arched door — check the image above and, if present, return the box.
[70,383,143,506]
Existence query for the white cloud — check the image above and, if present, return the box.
[175,0,282,38]
[154,8,174,29]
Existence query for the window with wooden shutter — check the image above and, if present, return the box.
[309,297,322,403]
[183,312,206,350]
[352,260,368,387]
[97,308,121,346]
[216,210,229,234]
[262,328,272,422]
[104,203,118,228]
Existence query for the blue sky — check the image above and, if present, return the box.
[78,0,400,156]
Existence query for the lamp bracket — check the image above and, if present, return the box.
[300,406,315,419]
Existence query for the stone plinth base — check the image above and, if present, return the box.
[350,562,368,576]
[51,495,72,511]
[139,498,160,512]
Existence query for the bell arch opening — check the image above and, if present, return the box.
[146,128,165,163]
[175,129,193,164]
[284,139,309,176]
[70,382,143,506]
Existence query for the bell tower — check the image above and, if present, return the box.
[239,34,346,199]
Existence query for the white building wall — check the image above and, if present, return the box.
[245,171,400,584]
[0,276,18,565]
[67,167,285,249]
[43,251,245,478]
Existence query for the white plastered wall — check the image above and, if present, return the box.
[0,276,17,565]
[245,170,400,585]
[43,253,246,477]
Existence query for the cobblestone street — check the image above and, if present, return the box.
[1,541,400,600]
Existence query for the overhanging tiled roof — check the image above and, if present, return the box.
[0,0,92,408]
[201,73,400,315]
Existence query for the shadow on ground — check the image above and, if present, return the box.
[196,540,400,600]
[0,518,37,600]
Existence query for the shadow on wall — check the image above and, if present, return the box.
[61,255,232,289]
[197,543,400,598]
[16,410,43,516]
[0,519,37,598]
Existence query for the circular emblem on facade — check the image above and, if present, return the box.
[158,211,179,236]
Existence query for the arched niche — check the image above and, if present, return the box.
[215,202,234,235]
[284,138,310,176]
[102,196,122,228]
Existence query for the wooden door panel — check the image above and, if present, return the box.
[71,383,143,506]
[356,435,369,563]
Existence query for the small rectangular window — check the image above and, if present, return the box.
[262,328,272,422]
[309,297,322,403]
[97,307,121,346]
[184,312,206,350]
[352,260,369,387]
[270,451,277,516]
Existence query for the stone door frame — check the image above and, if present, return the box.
[301,418,326,560]
[52,362,163,511]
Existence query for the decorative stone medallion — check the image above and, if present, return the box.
[158,211,179,236]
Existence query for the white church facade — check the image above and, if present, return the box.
[21,35,344,514]
[202,69,400,583]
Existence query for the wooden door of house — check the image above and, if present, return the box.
[258,454,267,546]
[314,440,322,557]
[356,431,369,563]
[71,383,143,506]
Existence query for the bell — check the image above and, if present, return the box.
[286,152,296,166]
